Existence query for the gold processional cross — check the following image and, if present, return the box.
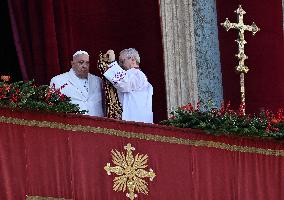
[221,5,260,114]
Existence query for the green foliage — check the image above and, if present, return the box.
[160,102,284,139]
[0,80,85,114]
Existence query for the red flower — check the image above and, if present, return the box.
[45,83,68,103]
[3,84,10,92]
[59,94,66,101]
[271,127,280,132]
[45,89,52,101]
[181,103,194,111]
[271,118,281,124]
[0,94,5,99]
[10,94,18,103]
[275,108,284,121]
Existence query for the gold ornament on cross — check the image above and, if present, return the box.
[1,75,11,82]
[221,5,260,114]
[104,143,156,200]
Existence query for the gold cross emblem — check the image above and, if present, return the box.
[104,143,156,200]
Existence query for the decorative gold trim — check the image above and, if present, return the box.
[26,196,72,200]
[1,115,284,157]
[104,143,156,200]
[1,75,11,82]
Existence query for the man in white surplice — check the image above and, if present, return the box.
[103,48,153,123]
[50,50,104,117]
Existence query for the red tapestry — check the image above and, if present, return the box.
[1,108,284,200]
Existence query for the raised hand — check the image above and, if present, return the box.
[106,50,115,63]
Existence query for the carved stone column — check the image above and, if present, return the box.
[159,0,223,113]
[192,0,223,109]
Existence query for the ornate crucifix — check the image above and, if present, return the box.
[221,5,260,114]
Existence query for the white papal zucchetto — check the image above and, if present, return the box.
[73,50,89,57]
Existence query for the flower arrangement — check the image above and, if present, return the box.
[0,80,84,114]
[160,102,284,139]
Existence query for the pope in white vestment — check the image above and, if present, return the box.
[103,48,153,123]
[50,50,104,117]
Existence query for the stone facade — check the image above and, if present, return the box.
[159,0,223,114]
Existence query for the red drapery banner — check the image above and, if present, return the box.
[1,108,284,200]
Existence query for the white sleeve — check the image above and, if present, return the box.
[50,76,64,89]
[103,61,148,93]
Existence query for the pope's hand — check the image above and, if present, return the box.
[106,50,115,62]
